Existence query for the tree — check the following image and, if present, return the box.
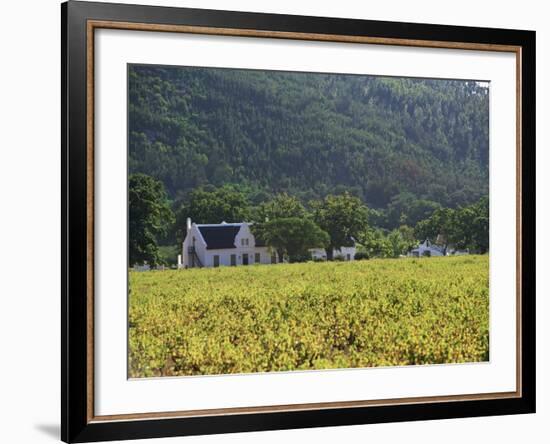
[254,217,329,262]
[385,192,441,229]
[470,196,489,253]
[387,226,418,257]
[129,173,174,266]
[398,225,417,251]
[414,207,454,246]
[449,196,489,252]
[251,194,311,261]
[355,225,415,259]
[311,193,369,260]
[254,193,307,221]
[413,196,489,253]
[357,228,393,259]
[174,185,251,241]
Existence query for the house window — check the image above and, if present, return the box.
[346,254,351,261]
[230,254,236,266]
[242,253,249,265]
[255,253,261,263]
[213,255,220,267]
[241,238,249,246]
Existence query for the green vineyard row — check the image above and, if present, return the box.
[129,256,489,378]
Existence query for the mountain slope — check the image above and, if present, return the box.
[128,64,489,209]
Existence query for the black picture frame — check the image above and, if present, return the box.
[62,1,536,442]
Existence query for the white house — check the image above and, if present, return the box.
[309,245,356,261]
[409,239,446,257]
[179,218,278,268]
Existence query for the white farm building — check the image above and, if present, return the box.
[179,219,278,268]
[409,239,446,257]
[309,245,356,261]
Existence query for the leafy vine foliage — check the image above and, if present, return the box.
[129,256,489,377]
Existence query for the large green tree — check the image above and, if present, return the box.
[311,193,369,260]
[388,226,418,257]
[356,225,416,259]
[414,196,489,253]
[255,217,329,263]
[470,196,489,253]
[254,193,307,222]
[357,228,393,259]
[385,192,441,229]
[129,173,174,266]
[414,207,454,245]
[174,186,251,241]
[449,196,489,252]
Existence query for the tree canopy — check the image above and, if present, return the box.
[129,173,174,266]
[173,185,251,242]
[254,217,329,262]
[414,196,489,253]
[254,193,307,222]
[311,193,370,259]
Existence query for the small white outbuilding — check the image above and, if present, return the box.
[309,245,356,261]
[409,239,446,257]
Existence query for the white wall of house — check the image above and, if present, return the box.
[181,223,208,268]
[232,223,275,265]
[334,245,356,260]
[309,248,327,260]
[204,246,274,267]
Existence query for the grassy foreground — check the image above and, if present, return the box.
[129,256,489,378]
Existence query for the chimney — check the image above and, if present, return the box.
[186,217,192,233]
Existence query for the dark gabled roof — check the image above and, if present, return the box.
[197,225,240,250]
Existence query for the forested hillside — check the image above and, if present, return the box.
[128,65,489,212]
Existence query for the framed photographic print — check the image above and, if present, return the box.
[61,1,536,442]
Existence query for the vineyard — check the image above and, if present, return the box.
[128,256,489,378]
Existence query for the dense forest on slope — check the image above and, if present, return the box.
[128,65,489,215]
